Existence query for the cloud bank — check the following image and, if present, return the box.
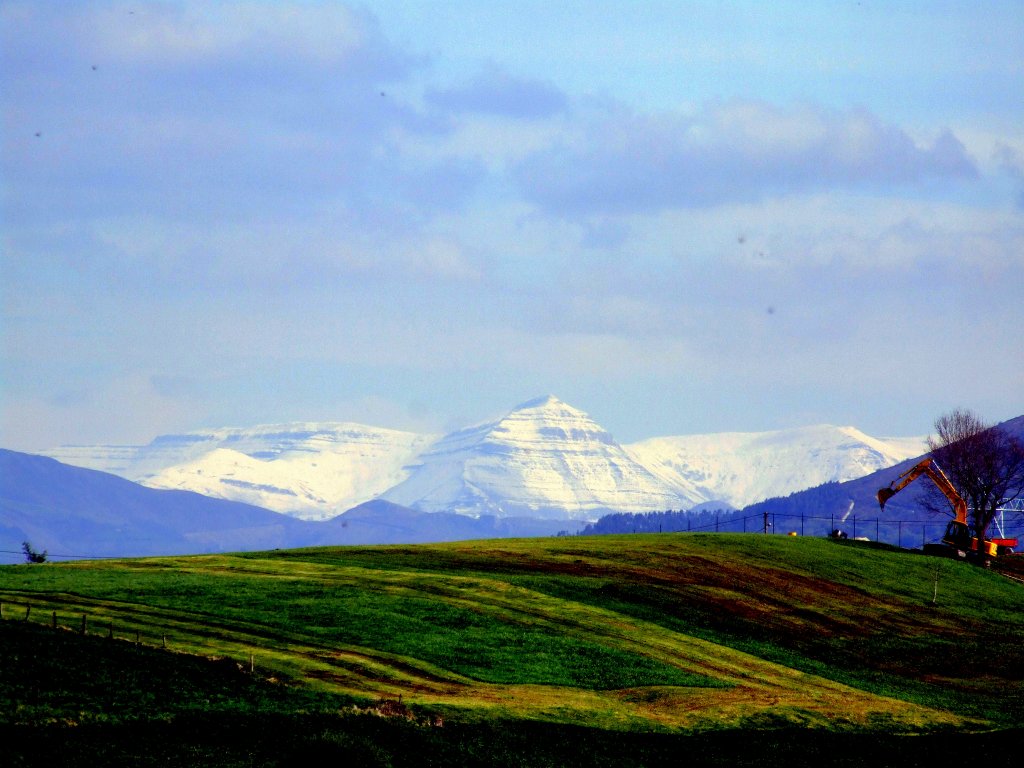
[514,101,977,216]
[2,1,1021,450]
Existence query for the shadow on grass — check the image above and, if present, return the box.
[2,716,1021,768]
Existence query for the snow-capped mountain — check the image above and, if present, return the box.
[381,395,689,519]
[41,397,926,521]
[46,423,435,521]
[624,425,926,510]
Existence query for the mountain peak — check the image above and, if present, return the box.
[491,395,608,447]
[512,394,569,411]
[382,395,685,518]
[503,395,598,426]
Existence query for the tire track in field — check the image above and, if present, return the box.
[1,558,973,730]
[119,558,969,725]
[0,588,469,696]
[278,563,972,726]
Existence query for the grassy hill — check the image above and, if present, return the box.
[2,533,1023,765]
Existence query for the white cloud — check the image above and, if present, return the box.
[86,2,389,68]
[425,66,567,119]
[1,373,204,452]
[3,1,1021,447]
[513,100,978,216]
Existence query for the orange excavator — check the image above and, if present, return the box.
[877,457,1017,558]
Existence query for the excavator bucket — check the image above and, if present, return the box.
[876,487,895,510]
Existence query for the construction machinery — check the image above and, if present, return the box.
[877,457,1017,558]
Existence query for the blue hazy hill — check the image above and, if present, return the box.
[0,450,575,561]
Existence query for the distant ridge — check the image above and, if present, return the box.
[46,423,435,521]
[625,424,927,509]
[0,448,309,558]
[0,450,574,560]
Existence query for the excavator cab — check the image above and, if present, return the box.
[921,521,972,559]
[940,520,998,559]
[942,520,972,550]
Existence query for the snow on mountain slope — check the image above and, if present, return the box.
[624,425,927,510]
[381,395,694,519]
[46,424,436,521]
[42,401,927,522]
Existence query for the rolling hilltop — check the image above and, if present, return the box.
[2,534,1022,765]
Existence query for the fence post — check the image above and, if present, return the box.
[24,605,31,622]
[876,519,879,542]
[52,610,57,629]
[801,511,805,536]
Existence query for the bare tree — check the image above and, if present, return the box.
[927,409,1024,562]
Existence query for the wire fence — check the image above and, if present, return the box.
[606,509,1024,551]
[0,596,260,675]
[0,548,129,564]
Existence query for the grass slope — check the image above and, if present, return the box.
[2,533,1023,761]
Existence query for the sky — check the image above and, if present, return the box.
[2,0,1022,452]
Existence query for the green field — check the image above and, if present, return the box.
[2,533,1023,764]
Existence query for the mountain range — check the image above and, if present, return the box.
[45,422,433,521]
[9,402,1020,560]
[42,395,926,521]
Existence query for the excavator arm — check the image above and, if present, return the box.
[877,457,1000,559]
[876,457,968,524]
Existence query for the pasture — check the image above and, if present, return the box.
[3,533,1023,764]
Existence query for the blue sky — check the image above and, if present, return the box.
[2,0,1022,451]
